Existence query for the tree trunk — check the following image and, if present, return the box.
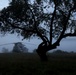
[36,48,48,61]
[36,41,57,61]
[36,42,48,61]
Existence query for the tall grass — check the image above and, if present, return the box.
[0,53,76,75]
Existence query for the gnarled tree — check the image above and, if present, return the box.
[0,0,76,61]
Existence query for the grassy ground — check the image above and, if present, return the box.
[0,53,76,75]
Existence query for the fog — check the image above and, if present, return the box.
[0,34,76,53]
[0,34,41,52]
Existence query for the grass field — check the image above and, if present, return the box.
[0,53,76,75]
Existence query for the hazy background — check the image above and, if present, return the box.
[0,0,76,53]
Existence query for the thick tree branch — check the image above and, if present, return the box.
[10,23,35,33]
[50,5,56,45]
[28,4,49,43]
[63,33,76,38]
[0,17,36,33]
[53,6,75,47]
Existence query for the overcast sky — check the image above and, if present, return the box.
[0,0,76,53]
[0,0,9,10]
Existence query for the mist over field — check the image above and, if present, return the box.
[0,34,76,53]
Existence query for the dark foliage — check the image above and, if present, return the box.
[12,42,28,53]
[0,0,76,61]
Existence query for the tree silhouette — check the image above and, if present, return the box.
[12,42,28,53]
[0,0,76,61]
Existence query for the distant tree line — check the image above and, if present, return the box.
[1,42,28,53]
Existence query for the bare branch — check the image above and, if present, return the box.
[63,33,76,38]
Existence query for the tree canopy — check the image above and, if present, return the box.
[0,0,76,60]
